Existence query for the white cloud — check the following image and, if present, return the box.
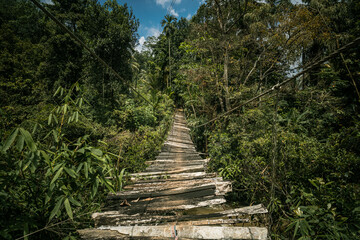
[155,0,181,8]
[186,13,192,20]
[199,0,206,5]
[169,7,179,17]
[146,27,161,37]
[139,36,146,45]
[135,36,146,52]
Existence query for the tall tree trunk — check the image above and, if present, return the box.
[168,38,171,88]
[224,43,230,111]
[216,77,225,113]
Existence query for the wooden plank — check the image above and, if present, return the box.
[129,173,217,183]
[78,229,187,240]
[130,170,206,180]
[145,197,226,211]
[156,155,202,159]
[124,177,223,191]
[93,204,267,227]
[145,165,204,172]
[164,139,194,146]
[97,225,268,240]
[105,190,218,213]
[108,182,216,200]
[163,142,196,149]
[144,165,204,173]
[145,159,208,165]
[165,138,194,145]
[157,152,200,156]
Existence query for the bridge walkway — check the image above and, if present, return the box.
[79,110,268,239]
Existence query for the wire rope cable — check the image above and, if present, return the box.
[196,36,360,128]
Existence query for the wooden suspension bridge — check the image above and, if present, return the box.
[78,110,269,239]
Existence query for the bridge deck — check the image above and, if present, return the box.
[79,110,268,239]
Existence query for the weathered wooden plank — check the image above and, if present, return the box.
[219,204,268,215]
[144,165,204,173]
[145,165,204,172]
[164,139,194,146]
[108,182,216,200]
[163,142,196,149]
[105,190,218,213]
[164,139,194,145]
[93,204,267,227]
[157,152,200,156]
[124,177,224,189]
[145,197,226,211]
[78,229,188,240]
[156,155,202,161]
[160,149,198,154]
[130,168,207,178]
[97,225,268,240]
[129,173,217,183]
[145,159,208,165]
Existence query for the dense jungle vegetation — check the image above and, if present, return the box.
[1,0,360,239]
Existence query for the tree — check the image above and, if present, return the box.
[161,14,177,88]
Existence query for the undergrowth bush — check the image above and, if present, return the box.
[0,84,174,240]
[187,86,360,239]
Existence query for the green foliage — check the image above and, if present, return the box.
[188,87,360,239]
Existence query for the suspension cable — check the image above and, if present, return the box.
[196,36,360,128]
[29,0,152,105]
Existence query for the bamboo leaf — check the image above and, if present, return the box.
[40,150,50,162]
[77,148,85,154]
[84,162,88,179]
[52,130,59,143]
[63,104,68,115]
[54,86,61,97]
[16,135,25,152]
[119,168,126,191]
[48,113,52,125]
[32,123,39,135]
[49,196,64,221]
[91,178,99,198]
[19,128,37,152]
[76,163,83,173]
[64,198,73,220]
[53,114,58,124]
[293,220,300,240]
[2,128,19,152]
[52,163,63,173]
[50,167,63,186]
[22,160,32,171]
[64,167,77,178]
[91,148,103,156]
[69,196,82,207]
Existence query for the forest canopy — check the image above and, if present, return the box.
[1,0,360,239]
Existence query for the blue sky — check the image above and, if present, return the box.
[99,0,204,51]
